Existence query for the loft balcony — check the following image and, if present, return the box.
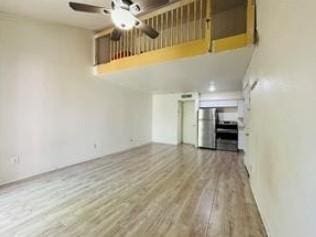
[93,0,256,75]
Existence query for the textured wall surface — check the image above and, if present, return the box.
[243,0,316,236]
[0,14,152,185]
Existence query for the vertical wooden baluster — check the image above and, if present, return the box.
[152,17,155,51]
[187,4,191,41]
[167,12,170,47]
[127,30,130,57]
[193,0,196,40]
[118,37,120,58]
[175,8,179,45]
[161,14,164,48]
[147,19,150,52]
[134,29,137,55]
[152,18,155,51]
[129,30,132,57]
[144,19,147,52]
[185,5,188,42]
[114,38,116,60]
[122,33,124,58]
[94,37,97,65]
[126,31,129,57]
[124,31,127,57]
[125,31,127,57]
[111,36,113,61]
[169,11,172,47]
[127,31,129,57]
[139,27,144,53]
[108,37,110,62]
[125,31,129,57]
[109,36,112,62]
[132,28,135,56]
[171,10,174,47]
[143,19,146,52]
[121,32,124,58]
[165,13,167,48]
[174,9,177,45]
[206,0,212,50]
[138,29,141,54]
[135,29,138,55]
[143,20,146,52]
[116,37,118,59]
[112,36,115,60]
[150,18,153,52]
[180,6,183,43]
[112,37,114,61]
[148,19,150,51]
[139,28,141,54]
[199,0,203,39]
[155,16,158,50]
[130,29,133,56]
[130,29,132,56]
[163,14,166,49]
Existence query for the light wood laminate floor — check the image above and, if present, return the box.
[0,144,267,237]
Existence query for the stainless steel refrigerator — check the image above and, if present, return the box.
[197,108,217,149]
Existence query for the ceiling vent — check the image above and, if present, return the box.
[181,94,193,99]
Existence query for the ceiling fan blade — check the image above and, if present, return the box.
[111,28,122,41]
[122,0,134,6]
[69,2,110,14]
[134,0,169,12]
[137,21,159,39]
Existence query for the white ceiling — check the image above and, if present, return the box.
[0,0,114,30]
[100,46,254,94]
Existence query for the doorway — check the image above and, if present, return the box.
[181,101,196,145]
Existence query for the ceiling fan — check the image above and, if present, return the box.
[69,0,169,41]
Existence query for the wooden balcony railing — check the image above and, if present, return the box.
[93,0,255,75]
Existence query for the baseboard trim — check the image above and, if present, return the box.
[240,153,270,237]
[250,180,272,237]
[0,142,152,189]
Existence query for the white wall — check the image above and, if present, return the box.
[243,0,316,236]
[152,93,198,145]
[0,14,152,185]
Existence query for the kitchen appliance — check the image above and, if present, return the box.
[197,108,217,149]
[216,121,238,151]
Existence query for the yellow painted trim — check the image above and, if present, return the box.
[95,39,209,75]
[212,33,248,53]
[247,0,256,44]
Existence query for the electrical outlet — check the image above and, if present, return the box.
[10,155,20,165]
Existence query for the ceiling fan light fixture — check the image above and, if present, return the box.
[111,8,136,30]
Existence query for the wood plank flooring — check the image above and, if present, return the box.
[0,144,267,237]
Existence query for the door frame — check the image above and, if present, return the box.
[178,99,199,147]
